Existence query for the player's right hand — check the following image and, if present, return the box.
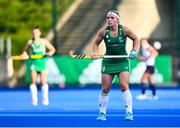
[91,52,99,59]
[21,52,29,59]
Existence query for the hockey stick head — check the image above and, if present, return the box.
[69,50,76,58]
[69,50,92,59]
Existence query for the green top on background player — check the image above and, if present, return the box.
[21,26,55,106]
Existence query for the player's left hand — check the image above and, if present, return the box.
[129,50,137,59]
[44,52,50,57]
[45,52,54,57]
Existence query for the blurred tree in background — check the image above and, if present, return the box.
[0,0,74,69]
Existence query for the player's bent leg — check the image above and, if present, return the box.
[136,81,147,100]
[122,89,133,121]
[119,72,133,121]
[97,92,109,121]
[96,74,113,121]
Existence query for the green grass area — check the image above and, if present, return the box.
[0,0,74,69]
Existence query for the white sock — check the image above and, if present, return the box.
[122,89,133,114]
[30,84,38,102]
[99,92,109,114]
[42,84,49,100]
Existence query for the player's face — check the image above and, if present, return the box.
[106,14,119,26]
[32,29,41,38]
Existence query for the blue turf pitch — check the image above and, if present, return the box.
[0,87,180,127]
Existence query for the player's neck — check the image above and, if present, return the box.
[109,24,118,32]
[34,37,41,43]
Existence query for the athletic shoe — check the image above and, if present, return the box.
[96,113,106,121]
[136,94,147,100]
[42,97,49,105]
[148,95,158,100]
[32,99,37,106]
[125,112,133,121]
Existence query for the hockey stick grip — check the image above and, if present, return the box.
[11,55,45,60]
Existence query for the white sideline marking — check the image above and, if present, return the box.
[0,114,180,117]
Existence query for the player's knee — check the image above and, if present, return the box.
[31,81,36,85]
[141,78,146,83]
[102,87,110,93]
[41,82,47,86]
[121,87,129,92]
[120,83,129,91]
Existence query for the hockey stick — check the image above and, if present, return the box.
[69,50,129,59]
[11,54,45,60]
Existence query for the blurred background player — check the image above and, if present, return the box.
[21,26,55,106]
[92,10,139,121]
[136,38,159,100]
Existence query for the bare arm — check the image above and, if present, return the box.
[21,40,32,59]
[138,56,148,61]
[123,26,139,51]
[44,39,56,56]
[148,45,159,58]
[23,40,32,53]
[92,27,105,55]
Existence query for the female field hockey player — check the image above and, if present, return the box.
[21,26,55,106]
[92,10,139,121]
[136,38,159,100]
